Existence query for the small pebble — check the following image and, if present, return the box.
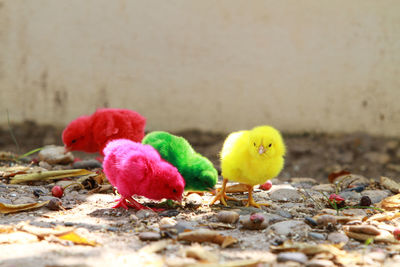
[327,232,349,244]
[136,209,158,219]
[240,215,268,230]
[217,211,239,224]
[64,222,74,226]
[139,232,161,241]
[159,209,180,217]
[275,209,292,219]
[107,227,119,232]
[185,193,203,208]
[159,217,177,227]
[304,217,318,227]
[72,159,102,169]
[174,221,195,233]
[277,252,308,264]
[308,232,326,240]
[129,214,139,223]
[316,215,337,228]
[38,145,74,165]
[361,190,391,204]
[269,188,302,202]
[46,198,64,211]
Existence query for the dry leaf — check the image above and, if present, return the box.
[187,259,261,267]
[270,240,345,256]
[378,194,400,211]
[0,201,49,214]
[178,229,238,248]
[57,231,98,246]
[182,245,219,262]
[10,169,93,184]
[139,240,172,253]
[343,225,400,243]
[17,223,73,238]
[204,222,236,230]
[345,225,380,235]
[380,176,400,193]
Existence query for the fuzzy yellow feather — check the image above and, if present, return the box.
[211,125,286,208]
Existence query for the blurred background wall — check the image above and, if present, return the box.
[0,0,399,136]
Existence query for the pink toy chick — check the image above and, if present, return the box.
[62,108,146,155]
[103,139,185,210]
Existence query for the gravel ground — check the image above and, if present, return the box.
[1,122,400,267]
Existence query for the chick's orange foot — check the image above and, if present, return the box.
[242,185,270,208]
[210,179,241,206]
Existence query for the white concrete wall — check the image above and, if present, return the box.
[0,0,399,136]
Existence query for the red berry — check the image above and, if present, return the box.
[260,181,272,191]
[51,185,64,198]
[329,193,345,203]
[394,229,400,240]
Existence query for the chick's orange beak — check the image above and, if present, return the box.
[258,145,265,155]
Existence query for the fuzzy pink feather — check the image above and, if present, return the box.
[103,139,185,210]
[62,108,146,154]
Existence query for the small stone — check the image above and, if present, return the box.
[361,190,391,204]
[217,211,239,224]
[46,198,64,211]
[129,214,138,223]
[38,161,52,170]
[275,209,292,219]
[269,188,302,202]
[159,209,180,217]
[268,220,311,236]
[308,232,326,240]
[304,217,318,227]
[316,215,337,228]
[277,252,308,264]
[174,221,195,233]
[38,145,74,165]
[185,193,203,208]
[159,217,177,228]
[327,232,349,244]
[306,259,335,267]
[240,214,268,230]
[72,159,102,169]
[139,232,161,241]
[339,191,361,202]
[311,184,335,193]
[136,209,158,219]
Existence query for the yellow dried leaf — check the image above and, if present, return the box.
[270,240,345,256]
[0,201,49,214]
[178,229,238,248]
[57,231,98,246]
[10,169,93,184]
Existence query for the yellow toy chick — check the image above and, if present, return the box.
[210,125,286,208]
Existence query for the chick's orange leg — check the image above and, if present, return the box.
[243,185,270,208]
[210,178,230,206]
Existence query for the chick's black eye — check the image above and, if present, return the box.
[172,189,177,193]
[269,143,272,147]
[254,142,256,146]
[71,139,77,144]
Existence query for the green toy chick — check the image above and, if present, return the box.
[142,131,218,192]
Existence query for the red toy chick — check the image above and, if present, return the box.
[103,139,185,210]
[62,108,146,155]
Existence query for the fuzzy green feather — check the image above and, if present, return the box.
[142,131,218,191]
